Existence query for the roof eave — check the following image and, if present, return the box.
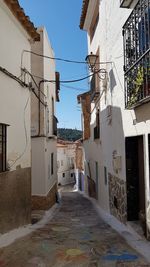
[4,0,40,41]
[79,0,89,30]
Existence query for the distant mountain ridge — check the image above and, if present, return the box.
[57,128,82,141]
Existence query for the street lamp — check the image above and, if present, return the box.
[85,52,98,72]
[86,52,107,80]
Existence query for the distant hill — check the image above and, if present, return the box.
[58,128,82,142]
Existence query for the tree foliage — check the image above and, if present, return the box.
[58,128,82,141]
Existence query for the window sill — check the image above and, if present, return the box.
[126,95,150,109]
[120,0,133,8]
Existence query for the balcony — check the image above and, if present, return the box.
[94,126,100,140]
[120,0,134,8]
[53,115,58,136]
[90,74,100,102]
[123,0,150,108]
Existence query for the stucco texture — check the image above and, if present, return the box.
[0,168,31,234]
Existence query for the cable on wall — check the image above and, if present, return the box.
[0,66,28,87]
[24,68,47,98]
[0,65,47,107]
[9,94,30,168]
[22,67,106,84]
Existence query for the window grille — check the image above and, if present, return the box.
[123,0,150,107]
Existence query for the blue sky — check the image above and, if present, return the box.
[19,0,88,130]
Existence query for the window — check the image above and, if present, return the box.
[46,107,49,135]
[0,124,7,172]
[52,97,57,136]
[71,173,74,177]
[104,166,107,185]
[62,173,65,178]
[94,109,100,140]
[61,160,63,166]
[123,0,150,107]
[51,153,54,175]
[89,1,99,42]
[52,97,54,118]
[70,157,74,169]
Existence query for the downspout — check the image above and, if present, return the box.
[38,80,45,136]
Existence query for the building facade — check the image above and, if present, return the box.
[57,140,76,186]
[31,27,60,210]
[79,0,150,239]
[0,0,40,233]
[74,140,85,191]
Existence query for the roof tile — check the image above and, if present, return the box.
[4,0,40,41]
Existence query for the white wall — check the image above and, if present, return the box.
[45,139,57,194]
[32,137,57,195]
[0,1,31,170]
[57,145,75,185]
[43,28,56,137]
[82,0,150,212]
[31,27,57,196]
[31,138,45,195]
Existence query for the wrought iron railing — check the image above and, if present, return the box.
[123,0,150,107]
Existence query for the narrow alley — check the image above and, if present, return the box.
[0,186,149,267]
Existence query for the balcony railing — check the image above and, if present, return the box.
[123,0,150,108]
[53,115,58,136]
[94,126,100,140]
[90,74,100,102]
[120,0,134,8]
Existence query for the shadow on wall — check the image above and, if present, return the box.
[85,104,127,223]
[134,101,150,123]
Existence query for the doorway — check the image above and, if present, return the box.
[125,136,146,234]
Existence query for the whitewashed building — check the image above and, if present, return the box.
[57,140,76,186]
[0,0,40,233]
[31,27,60,210]
[79,0,150,239]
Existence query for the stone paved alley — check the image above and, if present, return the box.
[0,188,150,267]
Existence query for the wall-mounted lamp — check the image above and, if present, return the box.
[85,52,98,72]
[86,52,107,80]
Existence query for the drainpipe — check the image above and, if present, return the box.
[38,80,45,136]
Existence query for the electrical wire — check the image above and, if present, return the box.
[22,67,106,84]
[9,94,30,168]
[32,89,47,107]
[24,68,47,97]
[0,65,47,107]
[21,49,113,66]
[0,66,27,87]
[60,84,87,92]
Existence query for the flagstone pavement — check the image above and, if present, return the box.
[0,187,150,267]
